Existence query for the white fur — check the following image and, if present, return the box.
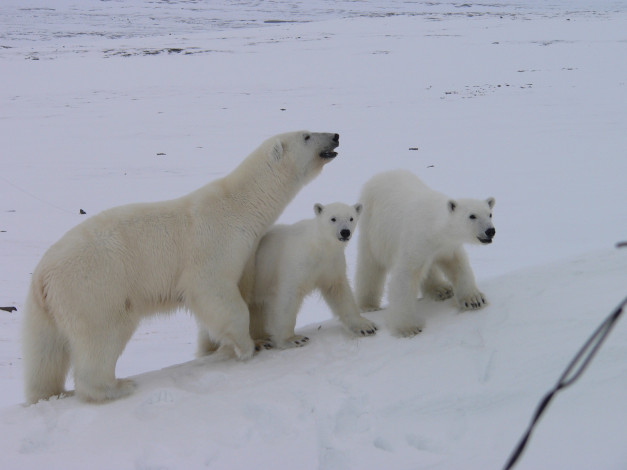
[247,202,377,349]
[22,130,339,404]
[355,169,495,337]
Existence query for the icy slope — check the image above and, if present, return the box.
[1,249,625,470]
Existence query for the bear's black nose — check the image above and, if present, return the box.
[485,228,496,238]
[340,229,351,239]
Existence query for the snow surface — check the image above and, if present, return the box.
[1,1,626,469]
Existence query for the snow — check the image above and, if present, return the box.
[1,1,626,469]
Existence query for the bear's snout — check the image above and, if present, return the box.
[478,227,496,244]
[339,229,351,241]
[319,133,340,160]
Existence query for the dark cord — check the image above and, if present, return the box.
[503,260,627,470]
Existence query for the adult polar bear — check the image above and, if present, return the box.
[23,131,339,404]
[355,170,495,337]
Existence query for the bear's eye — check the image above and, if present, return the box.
[331,217,336,222]
[350,217,354,222]
[304,134,311,141]
[489,213,492,218]
[469,214,477,220]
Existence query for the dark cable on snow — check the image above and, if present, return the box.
[503,243,627,470]
[0,175,76,215]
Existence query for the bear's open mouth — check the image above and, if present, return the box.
[478,237,493,244]
[320,139,339,160]
[339,237,350,242]
[320,149,338,159]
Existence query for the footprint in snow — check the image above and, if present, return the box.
[134,389,176,420]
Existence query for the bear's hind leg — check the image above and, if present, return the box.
[386,262,426,337]
[70,320,138,403]
[355,245,387,312]
[22,292,70,404]
[262,290,310,349]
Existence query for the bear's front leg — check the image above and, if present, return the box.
[195,324,220,357]
[437,248,487,310]
[321,278,377,337]
[421,265,454,301]
[188,282,255,361]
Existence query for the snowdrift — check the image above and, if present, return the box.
[1,249,626,470]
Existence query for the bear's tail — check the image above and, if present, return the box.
[22,275,69,405]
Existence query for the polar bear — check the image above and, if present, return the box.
[355,169,495,337]
[22,131,339,404]
[198,202,377,353]
[245,202,378,350]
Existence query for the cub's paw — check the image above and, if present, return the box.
[281,335,310,349]
[458,292,487,310]
[394,324,424,338]
[427,284,454,301]
[388,310,425,338]
[346,317,378,337]
[359,304,382,313]
[255,338,275,351]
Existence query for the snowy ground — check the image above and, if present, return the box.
[1,1,626,469]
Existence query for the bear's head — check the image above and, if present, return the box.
[268,131,339,184]
[314,202,363,244]
[447,197,496,245]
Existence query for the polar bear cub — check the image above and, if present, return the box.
[250,202,378,349]
[22,131,339,404]
[355,169,495,337]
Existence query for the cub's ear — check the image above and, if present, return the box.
[314,203,324,216]
[486,197,495,209]
[354,203,363,215]
[270,139,284,161]
[448,200,457,213]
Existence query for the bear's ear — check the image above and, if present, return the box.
[354,203,363,215]
[314,203,324,216]
[486,197,495,209]
[448,200,457,213]
[270,139,284,161]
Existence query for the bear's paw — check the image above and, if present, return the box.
[254,338,275,351]
[345,317,378,337]
[426,284,454,301]
[256,335,310,351]
[283,335,310,348]
[394,324,424,338]
[458,292,487,310]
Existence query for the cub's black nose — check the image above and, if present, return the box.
[340,229,351,239]
[485,228,496,238]
[333,133,339,143]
